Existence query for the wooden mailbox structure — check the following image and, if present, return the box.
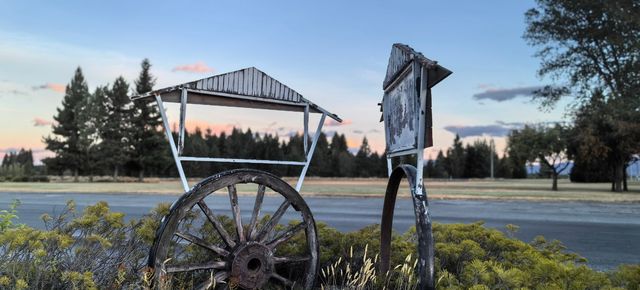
[379,43,452,290]
[132,67,341,289]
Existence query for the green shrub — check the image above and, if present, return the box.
[0,201,638,289]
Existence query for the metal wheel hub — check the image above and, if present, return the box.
[230,242,274,289]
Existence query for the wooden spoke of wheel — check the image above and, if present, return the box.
[228,185,245,243]
[195,271,229,290]
[197,200,236,248]
[267,222,307,249]
[256,200,291,242]
[273,255,311,265]
[150,170,319,290]
[247,184,266,241]
[271,272,293,287]
[166,261,227,273]
[175,231,230,257]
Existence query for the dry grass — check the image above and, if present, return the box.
[0,177,639,203]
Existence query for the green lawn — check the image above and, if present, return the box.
[0,177,639,202]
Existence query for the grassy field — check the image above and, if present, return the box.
[1,177,639,202]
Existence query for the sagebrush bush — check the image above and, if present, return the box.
[0,201,638,289]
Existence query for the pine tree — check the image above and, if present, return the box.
[355,137,373,177]
[433,150,448,178]
[446,134,465,178]
[309,132,331,177]
[130,59,167,181]
[77,85,108,180]
[43,67,91,181]
[98,77,132,180]
[330,134,354,177]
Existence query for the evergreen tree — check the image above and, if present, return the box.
[355,137,373,177]
[464,140,492,178]
[309,132,331,177]
[130,59,168,181]
[183,127,209,177]
[204,128,223,174]
[330,134,354,177]
[445,134,465,178]
[433,150,448,178]
[495,155,513,178]
[77,86,108,180]
[43,67,91,181]
[98,77,132,180]
[424,159,435,178]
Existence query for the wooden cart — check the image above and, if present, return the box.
[131,67,341,289]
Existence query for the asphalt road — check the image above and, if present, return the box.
[1,191,639,271]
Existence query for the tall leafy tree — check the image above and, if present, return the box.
[98,77,132,180]
[524,0,640,191]
[570,91,640,190]
[43,67,91,181]
[509,124,571,190]
[130,59,167,181]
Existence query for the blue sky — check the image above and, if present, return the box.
[0,0,569,162]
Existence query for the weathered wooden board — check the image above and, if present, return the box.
[383,43,452,90]
[382,43,452,153]
[383,65,419,153]
[183,67,302,103]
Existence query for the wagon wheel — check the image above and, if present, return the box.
[148,169,319,289]
[380,164,435,290]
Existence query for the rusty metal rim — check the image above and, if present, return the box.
[380,164,435,290]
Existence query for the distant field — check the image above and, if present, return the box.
[1,177,639,203]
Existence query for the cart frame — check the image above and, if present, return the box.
[132,67,341,289]
[132,67,342,193]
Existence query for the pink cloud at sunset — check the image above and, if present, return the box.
[324,119,352,127]
[172,61,214,73]
[33,117,54,127]
[32,83,65,93]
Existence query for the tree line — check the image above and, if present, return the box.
[39,59,532,181]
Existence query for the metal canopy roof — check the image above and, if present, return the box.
[131,67,341,122]
[383,43,452,91]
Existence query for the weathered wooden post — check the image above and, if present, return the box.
[379,43,451,290]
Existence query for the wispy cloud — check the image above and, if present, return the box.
[172,61,214,73]
[33,117,53,127]
[473,86,544,102]
[32,83,65,93]
[443,121,526,138]
[0,89,28,96]
[324,119,352,127]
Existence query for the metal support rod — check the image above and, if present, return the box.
[490,139,495,179]
[296,113,327,192]
[178,88,188,155]
[155,94,190,192]
[386,156,393,177]
[179,156,306,166]
[414,65,429,196]
[303,103,309,156]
